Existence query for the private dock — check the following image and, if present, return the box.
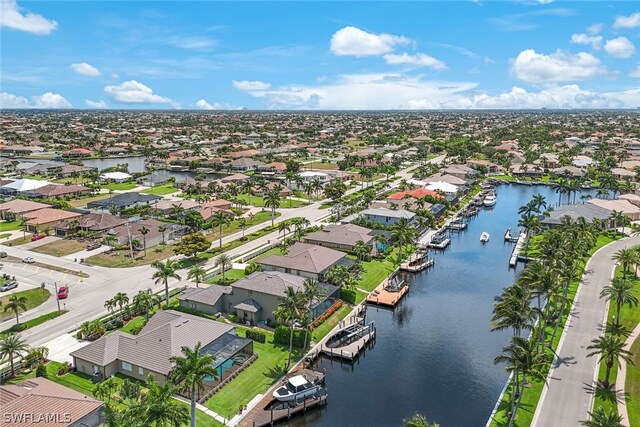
[366,276,409,308]
[239,369,327,427]
[508,232,527,266]
[319,320,376,361]
[447,221,467,231]
[400,251,434,272]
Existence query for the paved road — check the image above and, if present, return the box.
[532,236,640,427]
[1,156,445,348]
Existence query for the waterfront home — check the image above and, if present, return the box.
[23,208,83,232]
[258,242,350,280]
[424,181,459,195]
[509,164,543,177]
[261,162,288,173]
[618,193,640,208]
[0,199,51,220]
[71,310,253,384]
[424,173,467,187]
[571,155,595,168]
[611,167,636,180]
[31,183,91,199]
[552,166,585,178]
[468,160,503,174]
[87,192,162,211]
[540,203,613,227]
[387,188,443,202]
[0,377,104,427]
[440,165,480,180]
[179,271,339,325]
[220,173,250,184]
[65,147,94,157]
[345,207,416,226]
[304,223,374,252]
[100,172,132,183]
[587,198,640,220]
[0,178,51,195]
[229,157,265,172]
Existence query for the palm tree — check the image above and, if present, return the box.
[274,286,306,367]
[169,342,218,427]
[610,210,630,234]
[353,240,371,262]
[214,254,232,283]
[187,265,206,288]
[151,259,182,306]
[600,277,638,327]
[238,217,247,240]
[126,374,189,426]
[264,189,282,227]
[587,334,634,388]
[612,248,637,277]
[104,297,117,315]
[403,413,440,427]
[158,225,168,246]
[94,377,119,406]
[133,289,155,321]
[278,221,291,241]
[518,213,541,255]
[139,226,150,256]
[4,295,27,325]
[391,218,417,266]
[301,278,325,348]
[113,292,130,313]
[581,406,623,427]
[211,211,231,249]
[0,334,29,376]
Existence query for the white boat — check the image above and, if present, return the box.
[483,194,497,207]
[273,375,322,402]
[480,232,490,243]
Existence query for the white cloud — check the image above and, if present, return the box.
[511,49,605,84]
[0,92,29,108]
[0,0,57,35]
[194,99,239,110]
[232,80,272,91]
[32,92,72,109]
[604,37,636,58]
[71,62,100,77]
[166,35,215,50]
[104,80,172,104]
[613,12,640,30]
[329,26,410,57]
[536,0,554,4]
[570,33,602,50]
[85,100,108,108]
[383,53,447,70]
[587,23,603,34]
[631,66,640,79]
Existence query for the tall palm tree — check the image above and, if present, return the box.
[104,297,117,315]
[580,406,623,427]
[139,226,150,256]
[278,221,291,241]
[301,278,325,348]
[600,277,638,327]
[391,218,417,266]
[612,248,637,277]
[211,211,231,249]
[0,334,29,376]
[214,254,232,283]
[169,342,218,427]
[113,292,130,313]
[587,334,634,388]
[151,259,181,306]
[238,217,247,240]
[158,225,168,246]
[264,189,282,227]
[126,374,189,426]
[187,265,206,288]
[518,213,541,255]
[274,286,306,367]
[4,295,27,325]
[133,289,156,321]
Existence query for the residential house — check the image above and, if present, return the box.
[23,208,83,232]
[31,184,91,199]
[87,193,162,211]
[304,223,375,252]
[0,199,50,220]
[0,178,51,196]
[107,218,186,248]
[588,198,640,221]
[71,310,252,384]
[258,242,351,280]
[541,203,613,227]
[229,157,265,172]
[55,212,127,236]
[345,207,416,226]
[220,173,250,184]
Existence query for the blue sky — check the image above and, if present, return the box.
[1,1,639,109]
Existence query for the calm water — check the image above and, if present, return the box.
[290,184,589,427]
[81,156,147,173]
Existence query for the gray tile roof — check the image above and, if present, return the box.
[178,285,232,305]
[258,242,347,274]
[232,271,338,299]
[305,224,373,247]
[361,208,416,220]
[541,203,611,225]
[71,310,234,376]
[234,298,262,313]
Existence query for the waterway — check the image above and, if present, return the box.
[290,184,594,427]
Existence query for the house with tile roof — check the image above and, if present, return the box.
[257,242,351,280]
[304,223,374,251]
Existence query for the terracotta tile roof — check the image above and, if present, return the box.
[24,208,82,225]
[0,199,50,214]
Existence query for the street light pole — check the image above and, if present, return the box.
[54,281,61,313]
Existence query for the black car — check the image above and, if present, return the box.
[0,281,18,292]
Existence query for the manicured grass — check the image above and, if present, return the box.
[68,194,111,208]
[30,239,87,257]
[520,234,544,258]
[236,193,306,208]
[0,310,67,337]
[205,328,300,418]
[0,288,51,322]
[104,182,137,191]
[2,235,32,246]
[312,304,351,342]
[490,234,618,427]
[141,183,179,196]
[626,338,640,427]
[207,269,245,285]
[0,221,21,232]
[249,246,283,262]
[119,316,147,334]
[356,246,413,292]
[206,211,277,244]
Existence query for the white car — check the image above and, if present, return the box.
[22,257,35,264]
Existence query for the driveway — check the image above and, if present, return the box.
[18,235,59,250]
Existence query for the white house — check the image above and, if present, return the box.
[100,172,132,183]
[425,181,459,194]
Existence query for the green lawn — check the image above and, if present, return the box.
[119,316,147,334]
[627,338,640,427]
[0,288,51,322]
[207,269,245,285]
[1,310,67,337]
[0,220,21,232]
[104,182,137,191]
[356,246,413,291]
[490,234,618,427]
[205,328,300,419]
[2,235,33,246]
[312,304,351,342]
[236,193,306,208]
[141,183,179,196]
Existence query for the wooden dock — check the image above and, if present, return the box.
[508,232,527,266]
[366,282,409,307]
[239,370,327,427]
[319,321,376,361]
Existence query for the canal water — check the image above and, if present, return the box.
[290,184,590,427]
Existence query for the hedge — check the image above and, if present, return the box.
[341,288,356,304]
[274,325,306,349]
[245,329,266,343]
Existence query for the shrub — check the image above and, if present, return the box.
[229,313,241,323]
[57,362,72,376]
[341,288,356,304]
[245,329,266,343]
[35,364,47,378]
[273,325,306,348]
[244,263,262,275]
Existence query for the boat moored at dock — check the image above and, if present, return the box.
[273,374,323,402]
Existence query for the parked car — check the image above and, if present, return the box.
[86,242,102,251]
[22,257,35,263]
[31,234,46,241]
[0,281,18,292]
[57,286,69,299]
[0,251,7,258]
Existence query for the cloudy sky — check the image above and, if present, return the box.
[1,0,639,110]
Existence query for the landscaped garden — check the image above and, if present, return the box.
[0,220,21,232]
[0,288,51,322]
[141,183,180,196]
